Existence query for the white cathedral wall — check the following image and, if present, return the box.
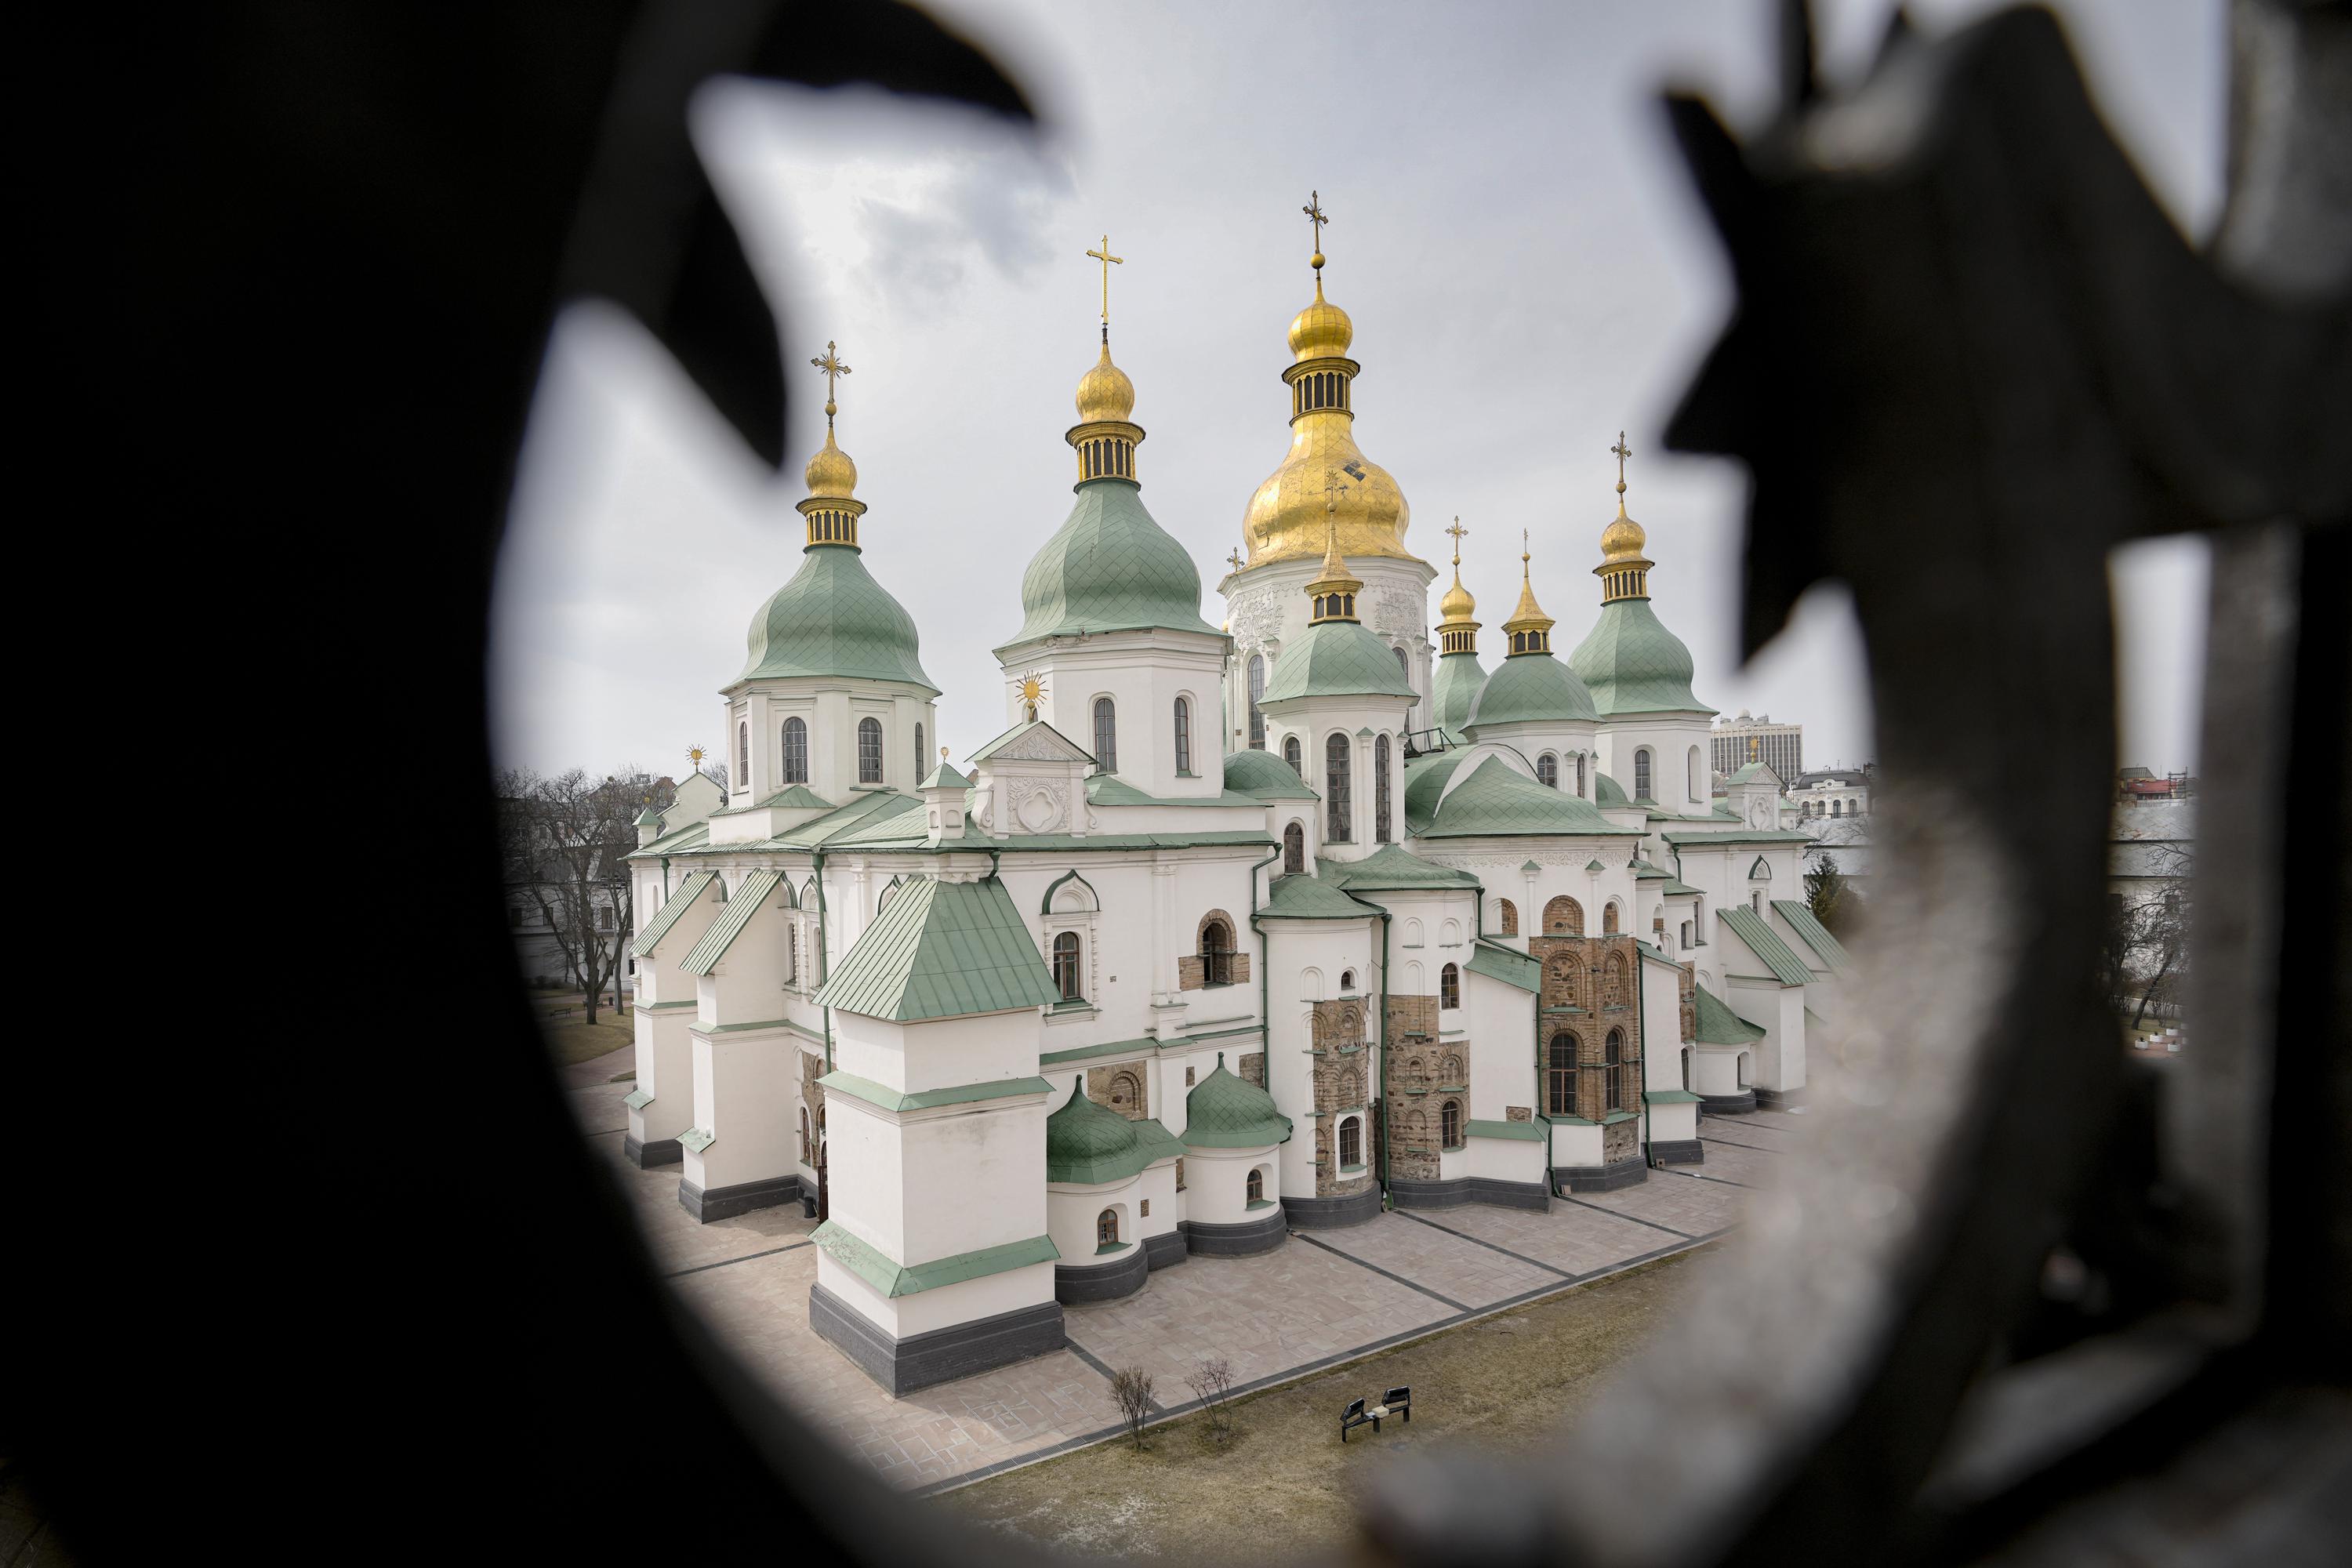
[995,630,1229,800]
[1259,696,1415,858]
[1047,1172,1145,1268]
[1182,1142,1278,1225]
[1725,978,1801,1091]
[1462,969,1536,1123]
[1225,556,1438,745]
[685,1022,800,1193]
[1460,720,1601,800]
[724,678,938,808]
[1642,956,1686,1091]
[1263,917,1377,1200]
[822,1094,1051,1288]
[828,1008,1040,1100]
[1466,1131,1548,1189]
[630,1004,696,1148]
[1593,713,1715,815]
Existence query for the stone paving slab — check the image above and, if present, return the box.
[1719,1106,1810,1135]
[572,1080,628,1134]
[1690,1135,1780,1186]
[1578,1170,1749,1236]
[574,1083,819,1274]
[1305,1212,1563,1308]
[1396,1199,1681,1278]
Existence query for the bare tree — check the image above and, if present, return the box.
[1183,1356,1236,1443]
[1109,1367,1155,1450]
[2096,844,2192,1030]
[495,765,664,1025]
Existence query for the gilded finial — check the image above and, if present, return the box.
[1611,430,1632,499]
[1522,527,1532,575]
[1017,671,1048,724]
[811,341,851,428]
[1303,190,1329,276]
[1503,528,1555,653]
[1085,235,1123,339]
[1445,517,1468,568]
[687,745,707,769]
[1596,427,1653,601]
[1749,735,1759,761]
[1225,546,1246,573]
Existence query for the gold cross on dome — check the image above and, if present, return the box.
[1610,430,1632,487]
[1445,517,1468,563]
[1225,546,1246,572]
[1303,191,1329,260]
[1086,235,1123,326]
[811,341,851,426]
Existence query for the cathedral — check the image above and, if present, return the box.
[620,220,1842,1397]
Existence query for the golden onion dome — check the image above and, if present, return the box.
[1439,572,1476,622]
[804,426,857,499]
[1287,277,1355,362]
[1599,499,1647,565]
[1074,339,1136,424]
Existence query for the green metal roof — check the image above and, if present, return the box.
[1717,905,1815,987]
[1466,1118,1544,1142]
[681,869,786,976]
[1223,748,1319,801]
[1044,1082,1185,1182]
[633,804,664,828]
[625,820,710,861]
[1183,1055,1292,1147]
[809,1221,1060,1300]
[1317,844,1479,891]
[1430,652,1488,742]
[814,877,1060,1022]
[1693,985,1769,1044]
[1260,617,1417,704]
[818,1070,1051,1114]
[1002,478,1219,650]
[917,760,968,791]
[632,870,717,959]
[1661,829,1817,846]
[819,795,930,848]
[1258,873,1380,921]
[1403,750,1468,834]
[1724,760,1776,786]
[1594,771,1629,808]
[1772,899,1852,972]
[1464,651,1599,728]
[750,784,833,811]
[1468,938,1540,993]
[739,546,937,693]
[1085,773,1263,809]
[1420,755,1646,840]
[1644,1088,1703,1105]
[1566,596,1713,717]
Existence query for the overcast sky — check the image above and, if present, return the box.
[493,0,2223,787]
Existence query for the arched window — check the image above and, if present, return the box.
[1284,735,1302,775]
[1098,1209,1120,1247]
[1247,655,1266,750]
[1831,799,1843,817]
[784,924,798,982]
[1393,646,1409,682]
[1537,753,1558,789]
[1051,931,1083,1001]
[1201,919,1235,986]
[1340,968,1356,993]
[1374,734,1392,841]
[1576,754,1587,796]
[1246,1167,1265,1203]
[1547,1033,1578,1116]
[1326,734,1352,841]
[1688,745,1704,801]
[781,717,808,783]
[1544,895,1584,935]
[1605,1029,1625,1112]
[1681,919,1693,949]
[1602,902,1620,935]
[1634,749,1653,800]
[735,721,750,787]
[799,1106,811,1163]
[914,721,925,771]
[1439,963,1460,1010]
[1093,697,1117,773]
[1441,1099,1461,1149]
[1108,1069,1142,1113]
[1338,1117,1363,1169]
[1283,820,1305,874]
[857,717,883,783]
[1497,898,1519,936]
[1173,697,1192,775]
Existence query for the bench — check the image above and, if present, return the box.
[1340,1397,1375,1443]
[1384,1385,1411,1424]
[1341,1387,1414,1442]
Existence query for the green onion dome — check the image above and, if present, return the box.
[1464,650,1598,728]
[1430,650,1488,742]
[1183,1054,1291,1148]
[739,546,937,692]
[1260,619,1416,703]
[1004,480,1220,647]
[1568,597,1709,716]
[1044,1080,1148,1184]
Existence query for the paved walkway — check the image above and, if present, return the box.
[573,1081,1777,1492]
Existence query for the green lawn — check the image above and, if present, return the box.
[538,1012,633,1066]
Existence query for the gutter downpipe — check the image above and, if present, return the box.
[1536,985,1558,1200]
[1246,844,1282,1080]
[1375,904,1393,1211]
[1639,936,1655,1170]
[812,849,832,1073]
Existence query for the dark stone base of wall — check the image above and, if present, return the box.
[1282,1184,1383,1230]
[1389,1176,1551,1214]
[1143,1229,1187,1271]
[1388,1176,1470,1210]
[678,1174,798,1223]
[1700,1091,1759,1115]
[1055,1243,1151,1305]
[1552,1156,1648,1193]
[1184,1207,1289,1256]
[1470,1176,1552,1210]
[809,1284,1065,1398]
[624,1134,682,1169]
[1755,1086,1804,1109]
[1650,1138,1705,1166]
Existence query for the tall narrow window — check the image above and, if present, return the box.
[1537,753,1558,789]
[1093,697,1117,773]
[1441,1099,1461,1149]
[1283,821,1305,874]
[1393,646,1409,682]
[1547,1034,1578,1116]
[1339,1117,1363,1168]
[857,717,883,783]
[1605,1030,1625,1112]
[1635,749,1653,800]
[1688,746,1704,801]
[1247,1167,1265,1203]
[914,722,924,771]
[1374,734,1392,841]
[1052,931,1083,1001]
[1247,655,1266,749]
[1576,753,1587,796]
[1201,919,1234,986]
[1284,735,1302,775]
[781,717,808,783]
[785,924,797,982]
[735,721,749,787]
[1173,697,1192,775]
[1326,734,1352,842]
[1439,963,1460,1010]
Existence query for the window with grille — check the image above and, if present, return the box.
[1576,753,1587,796]
[1548,1034,1579,1116]
[1052,931,1083,1001]
[1283,821,1305,873]
[1338,1117,1362,1168]
[781,717,808,783]
[735,721,749,786]
[914,721,924,771]
[1375,734,1392,841]
[1173,697,1191,775]
[1097,1209,1119,1247]
[1284,735,1301,775]
[1246,1168,1264,1203]
[1635,749,1653,800]
[1442,1099,1461,1149]
[1326,734,1352,841]
[857,717,883,783]
[1201,920,1234,986]
[1606,1029,1625,1112]
[1093,697,1116,773]
[1440,963,1460,1009]
[1538,753,1559,789]
[1247,655,1265,749]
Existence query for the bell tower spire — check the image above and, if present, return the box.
[1595,430,1653,602]
[1069,234,1145,487]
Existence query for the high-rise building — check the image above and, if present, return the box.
[1711,710,1802,783]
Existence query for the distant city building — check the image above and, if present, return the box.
[1711,710,1802,783]
[1788,765,1871,822]
[2118,765,2194,804]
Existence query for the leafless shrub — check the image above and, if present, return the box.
[1183,1356,1237,1442]
[1109,1367,1155,1450]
